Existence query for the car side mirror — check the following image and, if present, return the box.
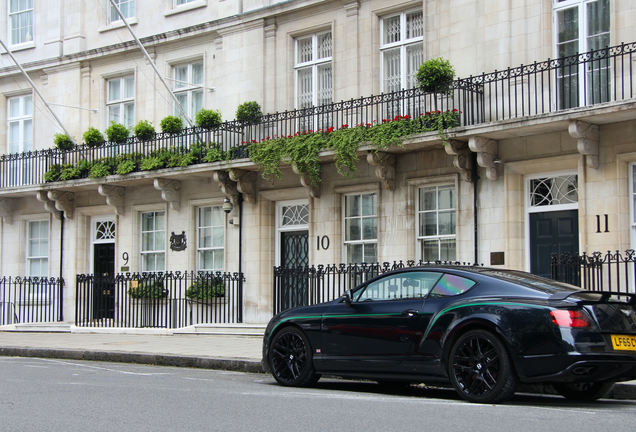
[343,290,352,307]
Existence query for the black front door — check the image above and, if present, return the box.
[280,230,309,310]
[530,210,579,279]
[93,243,115,319]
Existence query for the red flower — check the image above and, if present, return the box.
[328,126,334,133]
[342,124,348,129]
[382,118,388,122]
[425,112,431,116]
[366,123,372,127]
[404,114,410,120]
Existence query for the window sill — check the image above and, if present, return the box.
[3,41,35,52]
[164,0,207,17]
[98,17,139,33]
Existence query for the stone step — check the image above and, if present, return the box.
[174,324,266,336]
[0,322,72,333]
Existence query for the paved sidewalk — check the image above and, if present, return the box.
[1,328,635,401]
[0,330,263,372]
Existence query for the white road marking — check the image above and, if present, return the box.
[35,358,171,376]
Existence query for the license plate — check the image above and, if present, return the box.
[610,334,636,351]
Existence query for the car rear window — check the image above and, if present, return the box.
[429,274,476,297]
[478,269,581,294]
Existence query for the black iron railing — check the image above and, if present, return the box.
[3,42,636,190]
[273,260,475,314]
[0,276,64,325]
[75,271,244,328]
[551,250,636,294]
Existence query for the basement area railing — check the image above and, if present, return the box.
[551,250,636,295]
[0,276,64,325]
[75,271,244,328]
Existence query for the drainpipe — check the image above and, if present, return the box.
[59,213,64,321]
[238,194,243,323]
[472,153,479,265]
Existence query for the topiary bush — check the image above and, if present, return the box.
[105,122,130,143]
[416,57,456,94]
[83,127,105,148]
[195,108,222,130]
[134,120,155,141]
[54,133,74,151]
[160,115,183,134]
[235,101,262,124]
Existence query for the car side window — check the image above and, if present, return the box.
[429,273,476,297]
[354,272,442,302]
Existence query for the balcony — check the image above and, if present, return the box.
[1,42,635,190]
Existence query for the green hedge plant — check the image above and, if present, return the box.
[416,57,456,94]
[236,101,262,124]
[134,120,155,141]
[83,127,105,148]
[105,122,129,143]
[160,115,183,134]
[185,278,225,301]
[196,109,222,130]
[54,133,74,151]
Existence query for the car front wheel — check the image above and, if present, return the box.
[448,329,517,404]
[268,326,319,387]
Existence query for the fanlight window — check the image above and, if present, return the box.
[529,175,578,207]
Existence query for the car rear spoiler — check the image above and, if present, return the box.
[550,290,636,305]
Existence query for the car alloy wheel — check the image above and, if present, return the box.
[268,326,319,387]
[449,329,516,403]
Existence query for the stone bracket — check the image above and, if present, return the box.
[568,120,599,169]
[366,151,396,190]
[36,191,62,220]
[47,191,75,219]
[445,140,473,182]
[229,169,258,204]
[292,163,320,198]
[468,136,498,181]
[153,179,181,211]
[0,198,16,224]
[213,170,240,207]
[98,184,126,216]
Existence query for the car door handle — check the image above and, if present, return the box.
[401,309,419,318]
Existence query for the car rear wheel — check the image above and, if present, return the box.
[553,381,614,401]
[448,329,517,404]
[268,326,319,387]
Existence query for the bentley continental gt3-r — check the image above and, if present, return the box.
[262,266,636,403]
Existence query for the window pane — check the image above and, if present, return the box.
[192,89,204,115]
[421,240,439,261]
[347,243,363,264]
[383,15,401,45]
[383,48,401,92]
[557,8,579,44]
[8,98,20,118]
[422,212,438,236]
[174,65,188,89]
[124,76,135,98]
[438,187,454,209]
[123,102,135,128]
[213,250,224,270]
[440,239,456,261]
[406,11,423,39]
[362,217,377,240]
[142,232,153,251]
[155,212,165,230]
[406,44,424,88]
[363,243,377,263]
[199,227,212,248]
[439,211,456,235]
[345,195,360,217]
[23,94,32,115]
[8,122,20,153]
[142,213,154,231]
[23,119,32,151]
[317,32,332,59]
[587,0,610,36]
[108,79,121,102]
[211,207,224,226]
[346,218,361,241]
[361,194,376,216]
[212,226,224,248]
[420,187,436,210]
[297,37,312,64]
[108,105,121,124]
[297,67,313,109]
[192,62,203,84]
[317,64,332,106]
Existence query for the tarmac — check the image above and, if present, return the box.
[1,323,635,401]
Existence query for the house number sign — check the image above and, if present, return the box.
[316,235,330,250]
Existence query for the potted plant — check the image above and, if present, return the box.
[53,133,74,151]
[105,122,130,143]
[160,115,184,134]
[235,101,262,124]
[128,279,169,299]
[134,120,156,141]
[416,57,456,94]
[83,127,105,148]
[195,108,222,130]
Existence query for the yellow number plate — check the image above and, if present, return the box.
[610,334,636,351]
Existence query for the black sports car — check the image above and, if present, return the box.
[262,265,636,403]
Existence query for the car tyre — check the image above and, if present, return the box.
[448,329,517,404]
[553,381,614,401]
[268,326,319,387]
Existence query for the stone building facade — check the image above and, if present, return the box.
[0,0,635,324]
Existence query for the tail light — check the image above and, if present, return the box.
[550,309,592,328]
